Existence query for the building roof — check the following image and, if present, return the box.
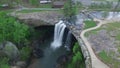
[53,1,64,6]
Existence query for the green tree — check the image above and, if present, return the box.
[29,0,39,6]
[114,0,120,10]
[72,51,82,68]
[13,21,30,45]
[67,42,85,68]
[20,46,32,61]
[0,57,10,68]
[63,0,77,21]
[0,12,30,46]
[73,42,80,53]
[76,1,83,11]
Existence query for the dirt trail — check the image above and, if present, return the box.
[80,18,120,68]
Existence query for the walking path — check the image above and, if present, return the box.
[80,18,120,68]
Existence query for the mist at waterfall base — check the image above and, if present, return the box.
[28,24,71,68]
[28,21,76,68]
[51,20,66,49]
[32,38,69,68]
[31,21,74,68]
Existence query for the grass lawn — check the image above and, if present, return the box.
[99,50,120,68]
[105,22,120,41]
[98,50,112,63]
[83,20,97,29]
[17,9,43,13]
[16,9,62,13]
[0,9,14,13]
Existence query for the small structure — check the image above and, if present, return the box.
[52,1,65,8]
[0,4,9,8]
[40,0,51,4]
[0,4,9,9]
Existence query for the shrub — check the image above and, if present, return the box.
[20,46,32,61]
[63,0,77,21]
[29,0,39,6]
[99,50,111,62]
[0,57,10,68]
[73,43,80,53]
[67,42,85,68]
[84,20,96,29]
[0,12,30,46]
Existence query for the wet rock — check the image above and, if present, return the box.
[57,55,68,64]
[15,61,26,68]
[56,55,69,68]
[11,66,20,68]
[33,48,43,58]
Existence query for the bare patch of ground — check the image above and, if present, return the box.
[86,22,120,68]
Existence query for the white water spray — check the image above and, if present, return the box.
[64,31,72,51]
[51,20,66,49]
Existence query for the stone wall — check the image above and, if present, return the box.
[65,23,92,68]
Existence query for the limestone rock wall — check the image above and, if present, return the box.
[14,11,63,27]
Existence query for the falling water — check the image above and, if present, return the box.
[64,31,72,51]
[51,20,66,49]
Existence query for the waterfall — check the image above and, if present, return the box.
[65,31,72,50]
[51,20,66,49]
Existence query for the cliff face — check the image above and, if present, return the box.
[15,11,63,27]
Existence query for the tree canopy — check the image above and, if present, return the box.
[0,12,30,46]
[67,42,85,68]
[63,0,77,22]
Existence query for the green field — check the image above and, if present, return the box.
[17,9,43,13]
[16,9,62,13]
[83,20,97,29]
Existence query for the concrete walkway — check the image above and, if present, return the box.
[80,18,120,68]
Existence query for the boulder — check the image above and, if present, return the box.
[57,55,68,65]
[11,66,20,68]
[15,61,26,68]
[33,48,43,58]
[56,55,69,68]
[0,41,19,61]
